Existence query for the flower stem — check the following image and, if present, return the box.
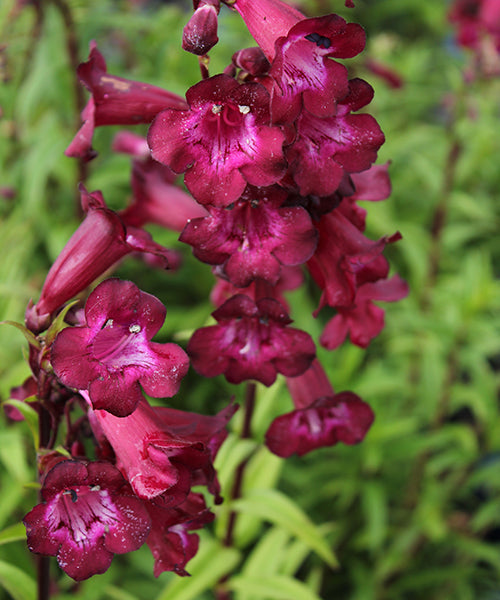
[37,404,52,600]
[50,0,88,213]
[37,556,50,600]
[224,382,256,547]
[216,382,256,600]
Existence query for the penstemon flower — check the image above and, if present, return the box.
[23,461,151,581]
[51,279,189,417]
[187,294,316,386]
[265,360,374,457]
[148,74,287,206]
[179,185,317,287]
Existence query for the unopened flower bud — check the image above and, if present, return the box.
[232,47,270,76]
[183,1,220,56]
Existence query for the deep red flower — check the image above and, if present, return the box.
[266,392,374,457]
[180,185,317,286]
[308,209,401,310]
[187,294,316,386]
[89,396,227,504]
[23,460,151,581]
[145,492,214,577]
[320,275,409,349]
[269,15,366,122]
[51,279,189,417]
[285,78,384,197]
[26,185,180,333]
[65,41,187,160]
[148,74,286,206]
[265,360,374,457]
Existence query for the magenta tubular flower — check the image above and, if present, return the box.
[153,402,238,460]
[266,391,374,457]
[231,1,365,120]
[233,0,365,122]
[187,294,316,386]
[23,460,151,581]
[154,403,237,499]
[147,74,286,207]
[180,186,317,287]
[146,492,214,577]
[307,209,401,310]
[51,279,189,417]
[114,132,208,232]
[27,185,179,333]
[320,275,409,350]
[269,15,366,122]
[265,359,374,457]
[89,397,222,503]
[285,79,385,197]
[65,41,187,160]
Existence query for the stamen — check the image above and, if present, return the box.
[238,105,250,114]
[129,324,141,334]
[212,104,223,114]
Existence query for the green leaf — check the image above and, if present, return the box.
[104,585,141,600]
[155,535,241,600]
[229,574,323,600]
[0,560,36,600]
[0,321,40,349]
[214,434,258,493]
[45,300,79,345]
[3,399,39,449]
[231,489,338,568]
[0,522,26,546]
[242,527,290,579]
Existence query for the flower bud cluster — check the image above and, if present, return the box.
[12,0,408,581]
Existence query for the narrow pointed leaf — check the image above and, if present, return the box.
[0,560,36,600]
[0,321,40,349]
[3,400,39,448]
[0,523,26,546]
[229,574,323,600]
[231,489,338,567]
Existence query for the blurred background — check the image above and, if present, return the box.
[0,1,499,599]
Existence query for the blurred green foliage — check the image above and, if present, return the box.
[0,0,499,599]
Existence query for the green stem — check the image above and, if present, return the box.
[215,382,256,600]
